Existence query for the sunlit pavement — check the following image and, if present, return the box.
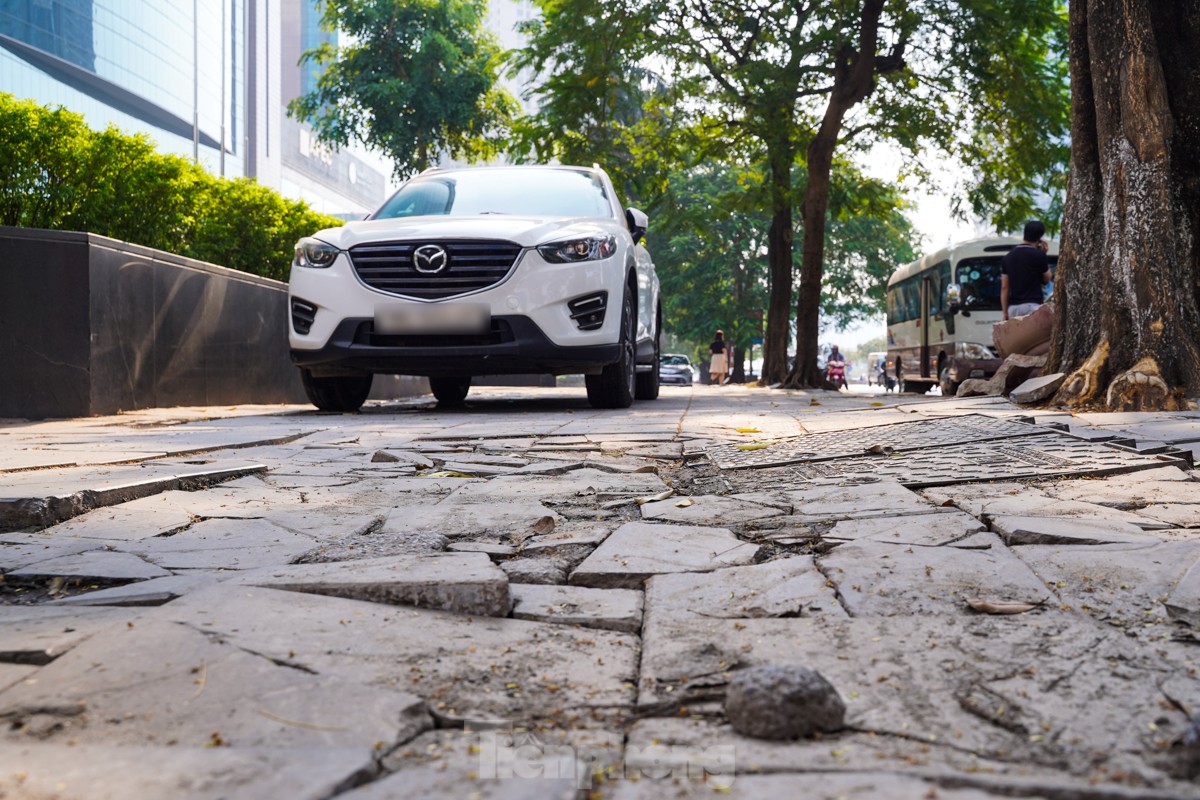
[3,385,1200,798]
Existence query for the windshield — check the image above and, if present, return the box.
[956,255,1059,310]
[660,355,691,366]
[373,169,613,219]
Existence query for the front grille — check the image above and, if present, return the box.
[568,291,608,331]
[291,299,317,334]
[353,319,514,348]
[349,240,522,299]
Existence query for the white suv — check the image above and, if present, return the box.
[288,165,661,410]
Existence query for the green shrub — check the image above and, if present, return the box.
[0,93,343,281]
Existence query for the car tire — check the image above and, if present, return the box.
[429,376,471,406]
[938,366,959,398]
[634,307,661,401]
[300,369,372,412]
[586,287,636,409]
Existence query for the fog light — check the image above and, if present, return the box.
[567,292,608,331]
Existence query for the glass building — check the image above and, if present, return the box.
[0,0,388,216]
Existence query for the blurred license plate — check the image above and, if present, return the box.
[375,303,490,335]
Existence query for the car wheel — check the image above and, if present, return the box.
[429,376,471,406]
[586,287,636,409]
[634,307,661,401]
[300,368,372,412]
[939,365,958,398]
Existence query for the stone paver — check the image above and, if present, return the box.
[511,583,643,632]
[570,522,760,589]
[5,388,1200,798]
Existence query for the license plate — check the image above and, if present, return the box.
[375,303,490,334]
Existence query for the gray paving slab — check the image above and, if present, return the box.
[639,494,786,525]
[1134,504,1200,528]
[821,535,1055,616]
[635,613,1198,793]
[0,460,268,531]
[0,616,432,749]
[49,573,221,606]
[644,557,844,621]
[945,491,1172,529]
[989,515,1161,546]
[0,605,145,664]
[234,552,512,616]
[1044,477,1200,507]
[115,517,319,570]
[500,557,570,585]
[822,510,986,546]
[511,583,643,633]
[569,522,760,589]
[381,500,564,539]
[160,584,639,721]
[0,663,37,693]
[443,469,669,504]
[0,743,380,800]
[0,536,98,572]
[7,549,171,581]
[1015,541,1200,632]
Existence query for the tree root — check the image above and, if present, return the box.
[1106,356,1179,411]
[1054,340,1110,407]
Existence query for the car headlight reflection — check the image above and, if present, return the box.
[294,237,340,268]
[955,342,995,360]
[537,235,617,263]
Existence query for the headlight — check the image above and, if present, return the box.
[294,237,340,268]
[537,235,617,263]
[955,342,995,360]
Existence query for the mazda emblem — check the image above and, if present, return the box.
[413,244,449,274]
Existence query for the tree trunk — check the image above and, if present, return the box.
[1049,0,1200,410]
[784,0,887,388]
[761,130,795,385]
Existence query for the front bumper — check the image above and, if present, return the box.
[659,371,693,386]
[291,316,621,378]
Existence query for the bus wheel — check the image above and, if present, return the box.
[939,366,959,398]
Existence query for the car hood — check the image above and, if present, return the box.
[312,216,625,249]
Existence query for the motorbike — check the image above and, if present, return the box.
[826,357,848,390]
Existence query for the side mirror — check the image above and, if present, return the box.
[626,208,648,244]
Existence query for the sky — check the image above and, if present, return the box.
[825,145,987,350]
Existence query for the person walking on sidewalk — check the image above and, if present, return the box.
[1001,220,1052,320]
[709,330,729,385]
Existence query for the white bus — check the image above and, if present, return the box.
[885,236,1058,395]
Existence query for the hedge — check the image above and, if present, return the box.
[0,93,343,282]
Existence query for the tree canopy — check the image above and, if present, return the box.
[288,0,518,178]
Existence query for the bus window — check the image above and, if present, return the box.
[928,259,950,316]
[955,256,1004,310]
[903,277,921,320]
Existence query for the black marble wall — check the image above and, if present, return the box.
[0,227,308,418]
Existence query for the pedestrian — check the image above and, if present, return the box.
[1001,220,1052,320]
[709,329,728,385]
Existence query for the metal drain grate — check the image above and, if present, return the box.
[709,415,1049,470]
[719,431,1184,491]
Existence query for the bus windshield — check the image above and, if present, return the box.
[956,255,1059,311]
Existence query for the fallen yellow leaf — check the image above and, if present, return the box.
[734,443,770,451]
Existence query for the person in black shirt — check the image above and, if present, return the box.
[709,330,728,385]
[1001,220,1052,320]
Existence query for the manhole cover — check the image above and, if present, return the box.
[720,432,1183,491]
[709,415,1048,470]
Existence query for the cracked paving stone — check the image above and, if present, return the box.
[0,605,136,664]
[0,743,381,800]
[442,469,669,504]
[569,522,760,590]
[49,574,221,607]
[234,552,512,616]
[820,535,1055,616]
[1134,504,1200,528]
[0,536,99,572]
[736,479,946,523]
[159,584,639,720]
[605,770,1036,799]
[380,501,564,540]
[949,492,1174,530]
[29,502,197,542]
[639,494,786,526]
[6,549,171,582]
[511,583,643,633]
[1015,541,1200,632]
[644,557,844,621]
[114,517,320,571]
[821,510,985,547]
[635,614,1200,793]
[989,515,1161,547]
[1165,557,1200,628]
[1043,477,1200,508]
[0,616,432,749]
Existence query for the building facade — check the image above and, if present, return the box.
[0,0,388,217]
